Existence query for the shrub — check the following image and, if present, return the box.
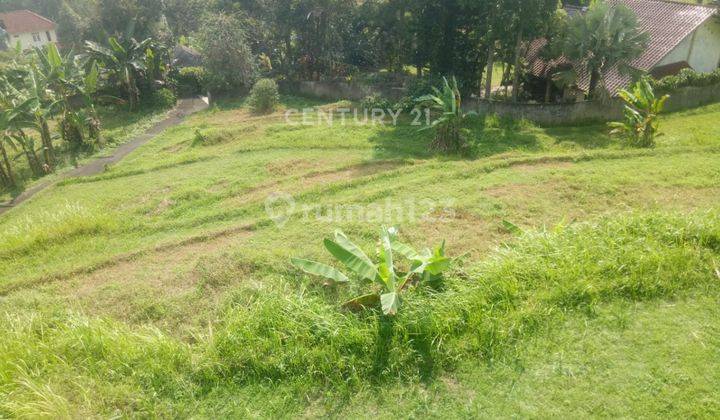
[652,68,720,94]
[248,78,279,113]
[360,93,392,111]
[148,88,177,109]
[176,66,206,97]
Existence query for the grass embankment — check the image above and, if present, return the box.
[0,97,719,415]
[1,212,719,417]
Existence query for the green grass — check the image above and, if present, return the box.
[1,96,720,416]
[0,103,172,203]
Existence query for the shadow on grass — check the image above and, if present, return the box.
[541,124,613,149]
[368,114,543,160]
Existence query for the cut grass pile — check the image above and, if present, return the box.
[1,211,719,417]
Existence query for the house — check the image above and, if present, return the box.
[0,10,58,51]
[527,0,720,98]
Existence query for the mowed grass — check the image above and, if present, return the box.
[0,96,720,416]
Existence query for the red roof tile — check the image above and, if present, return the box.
[0,10,56,35]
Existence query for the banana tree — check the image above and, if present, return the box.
[0,113,17,187]
[85,36,151,111]
[609,77,669,148]
[0,85,44,178]
[292,227,451,316]
[26,67,57,169]
[416,76,476,153]
[33,44,86,154]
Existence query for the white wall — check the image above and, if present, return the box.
[657,20,720,73]
[7,29,57,50]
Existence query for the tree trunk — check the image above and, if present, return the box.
[589,69,601,99]
[484,43,494,100]
[0,154,8,187]
[19,132,42,176]
[545,78,553,103]
[0,143,15,187]
[39,117,54,170]
[512,29,524,103]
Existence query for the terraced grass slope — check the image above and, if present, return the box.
[1,97,719,417]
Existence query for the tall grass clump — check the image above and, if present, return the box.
[0,311,194,417]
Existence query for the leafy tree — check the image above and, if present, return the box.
[195,13,257,93]
[563,1,649,98]
[94,0,163,40]
[163,0,208,37]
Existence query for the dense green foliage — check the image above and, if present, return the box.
[0,34,174,193]
[652,68,720,94]
[194,13,257,94]
[175,66,206,97]
[247,78,279,114]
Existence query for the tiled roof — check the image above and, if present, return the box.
[0,10,56,35]
[527,0,717,95]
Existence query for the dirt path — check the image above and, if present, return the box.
[0,97,209,216]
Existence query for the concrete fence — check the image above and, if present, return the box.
[288,80,720,125]
[291,80,407,101]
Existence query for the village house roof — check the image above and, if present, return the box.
[0,10,57,35]
[527,0,718,95]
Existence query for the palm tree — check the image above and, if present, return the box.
[85,36,151,111]
[563,2,649,98]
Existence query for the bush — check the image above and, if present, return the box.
[176,66,206,97]
[360,93,392,110]
[652,68,720,94]
[148,88,177,109]
[248,78,279,113]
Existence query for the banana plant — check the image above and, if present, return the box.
[415,76,476,153]
[609,77,669,148]
[291,227,451,316]
[85,36,152,111]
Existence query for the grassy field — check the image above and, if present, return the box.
[1,96,719,417]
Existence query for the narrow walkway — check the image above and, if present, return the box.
[0,97,209,216]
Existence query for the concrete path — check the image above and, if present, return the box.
[0,97,209,216]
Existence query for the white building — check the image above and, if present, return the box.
[0,10,58,51]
